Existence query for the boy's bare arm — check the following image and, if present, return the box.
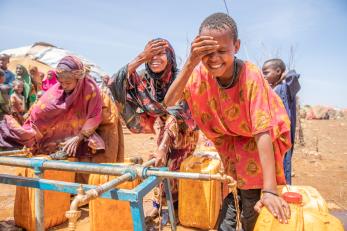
[164,36,219,107]
[255,132,277,192]
[163,58,196,107]
[255,131,290,224]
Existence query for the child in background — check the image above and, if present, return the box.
[15,64,36,107]
[10,80,26,124]
[29,65,44,92]
[0,69,11,119]
[100,74,113,100]
[42,70,58,91]
[163,13,292,230]
[0,54,15,87]
[262,59,301,184]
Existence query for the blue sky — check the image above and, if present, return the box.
[1,0,346,107]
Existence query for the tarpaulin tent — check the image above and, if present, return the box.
[0,42,107,82]
[301,105,345,120]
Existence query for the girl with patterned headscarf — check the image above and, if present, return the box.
[110,38,199,216]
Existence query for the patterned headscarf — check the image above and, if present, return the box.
[145,38,178,80]
[143,38,178,102]
[56,55,85,79]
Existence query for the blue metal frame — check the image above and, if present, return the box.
[0,164,176,231]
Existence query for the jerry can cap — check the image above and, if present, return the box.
[282,192,302,204]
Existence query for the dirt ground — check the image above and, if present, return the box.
[0,118,347,230]
[292,118,347,210]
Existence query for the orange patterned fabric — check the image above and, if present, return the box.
[184,61,291,189]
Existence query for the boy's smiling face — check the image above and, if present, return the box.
[200,28,240,80]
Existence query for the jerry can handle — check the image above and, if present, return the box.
[187,156,210,169]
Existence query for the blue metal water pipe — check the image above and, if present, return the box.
[0,153,236,231]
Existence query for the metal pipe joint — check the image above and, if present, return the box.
[30,158,46,175]
[66,185,99,231]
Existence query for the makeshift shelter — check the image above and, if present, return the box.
[301,105,345,120]
[0,42,107,82]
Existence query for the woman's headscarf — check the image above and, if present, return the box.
[144,38,178,80]
[56,55,85,79]
[143,38,178,102]
[15,64,30,97]
[28,65,43,91]
[15,64,36,105]
[42,70,58,91]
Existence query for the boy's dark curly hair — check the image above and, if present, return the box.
[199,12,238,42]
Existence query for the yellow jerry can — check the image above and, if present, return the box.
[179,153,222,229]
[88,163,140,231]
[14,157,75,231]
[281,185,329,213]
[254,186,344,231]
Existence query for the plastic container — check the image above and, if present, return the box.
[281,185,329,213]
[254,186,344,231]
[303,209,345,231]
[14,157,75,231]
[88,163,140,231]
[254,191,304,231]
[178,154,222,229]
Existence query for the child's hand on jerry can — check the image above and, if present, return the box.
[254,191,291,224]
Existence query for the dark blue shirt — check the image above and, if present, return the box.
[4,69,15,86]
[274,70,301,144]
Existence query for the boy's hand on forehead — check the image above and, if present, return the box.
[189,35,219,66]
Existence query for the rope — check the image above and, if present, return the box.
[158,187,164,230]
[228,181,241,231]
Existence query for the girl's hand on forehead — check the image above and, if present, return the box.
[189,35,219,66]
[143,40,168,61]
